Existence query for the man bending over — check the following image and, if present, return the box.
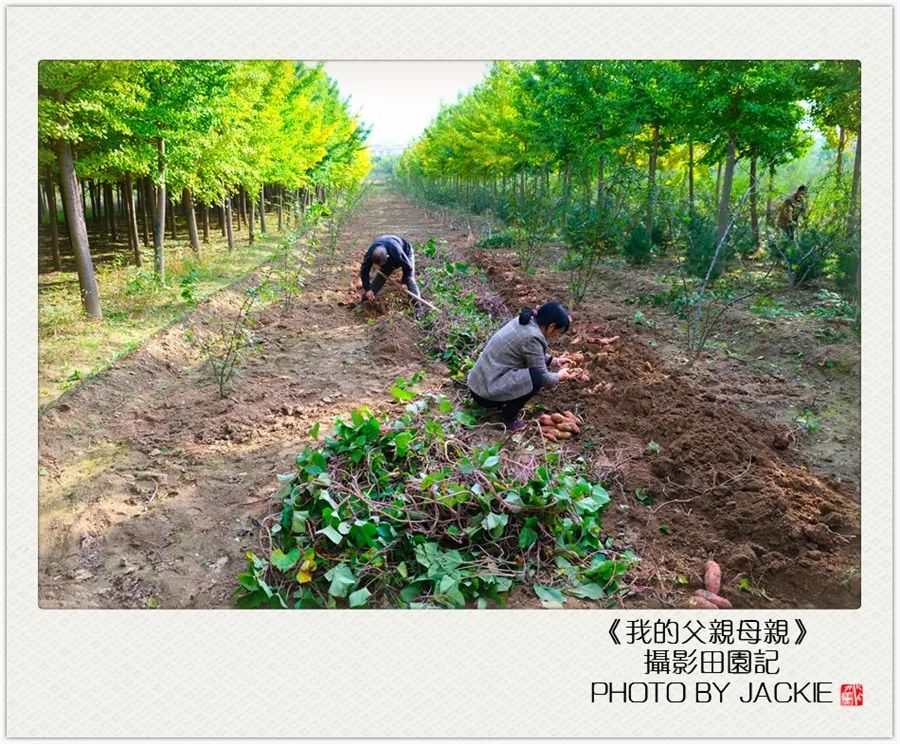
[358,234,424,318]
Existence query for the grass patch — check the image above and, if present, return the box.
[39,211,292,405]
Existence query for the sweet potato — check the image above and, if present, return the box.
[704,560,722,595]
[550,413,567,424]
[563,411,583,424]
[554,431,572,440]
[693,589,732,609]
[556,422,579,434]
[542,430,558,442]
[538,414,554,426]
[683,595,718,610]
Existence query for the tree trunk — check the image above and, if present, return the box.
[847,126,861,241]
[715,131,737,242]
[116,183,122,216]
[765,165,776,226]
[138,177,150,246]
[45,167,62,271]
[38,183,46,224]
[596,155,606,211]
[202,203,210,243]
[55,140,101,318]
[688,140,695,215]
[81,181,88,217]
[646,123,660,238]
[88,181,99,226]
[124,172,142,266]
[259,184,267,233]
[836,125,846,184]
[714,160,722,208]
[219,201,226,236]
[183,187,201,259]
[153,138,166,277]
[224,195,235,251]
[168,198,178,239]
[237,187,245,229]
[104,183,116,240]
[277,185,283,231]
[749,152,759,252]
[248,193,255,245]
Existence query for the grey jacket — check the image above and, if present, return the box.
[467,317,559,401]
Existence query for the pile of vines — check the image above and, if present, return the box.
[235,387,633,609]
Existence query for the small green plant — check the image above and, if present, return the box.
[196,284,266,397]
[634,488,655,506]
[646,441,661,455]
[796,410,822,433]
[179,259,201,307]
[735,577,772,601]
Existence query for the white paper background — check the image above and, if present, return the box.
[6,4,892,739]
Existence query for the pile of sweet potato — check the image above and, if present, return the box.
[682,560,733,609]
[586,381,614,396]
[571,334,620,347]
[537,411,582,441]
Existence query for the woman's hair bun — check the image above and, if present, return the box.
[518,308,535,325]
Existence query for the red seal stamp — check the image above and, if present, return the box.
[840,684,863,706]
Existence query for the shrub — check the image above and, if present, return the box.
[683,214,727,279]
[622,224,652,266]
[476,229,517,249]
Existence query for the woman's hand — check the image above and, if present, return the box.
[557,367,574,381]
[365,290,375,302]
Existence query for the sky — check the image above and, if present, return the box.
[322,61,492,151]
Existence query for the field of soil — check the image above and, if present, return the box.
[38,187,860,609]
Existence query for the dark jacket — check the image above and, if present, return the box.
[360,235,415,291]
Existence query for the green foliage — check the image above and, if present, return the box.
[418,240,506,382]
[622,225,652,266]
[234,386,633,609]
[796,410,822,433]
[683,214,727,279]
[178,259,200,307]
[476,229,517,249]
[767,228,837,286]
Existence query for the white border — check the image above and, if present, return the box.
[6,4,892,739]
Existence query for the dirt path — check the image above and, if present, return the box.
[38,188,444,608]
[39,187,860,609]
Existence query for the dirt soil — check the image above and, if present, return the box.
[39,188,860,609]
[470,249,860,609]
[38,190,443,608]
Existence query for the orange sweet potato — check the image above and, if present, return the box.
[704,560,722,595]
[550,413,567,424]
[693,589,732,609]
[683,595,718,610]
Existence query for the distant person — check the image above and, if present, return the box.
[776,185,808,239]
[357,234,424,318]
[467,301,577,431]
